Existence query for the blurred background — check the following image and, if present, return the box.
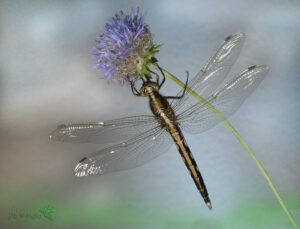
[0,0,299,228]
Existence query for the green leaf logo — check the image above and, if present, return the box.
[39,204,54,221]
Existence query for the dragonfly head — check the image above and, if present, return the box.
[140,82,159,96]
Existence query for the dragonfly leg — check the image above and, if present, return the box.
[165,71,189,100]
[126,75,142,96]
[149,64,166,88]
[155,65,166,89]
[149,69,161,85]
[130,81,141,96]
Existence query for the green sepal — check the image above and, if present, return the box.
[141,64,152,79]
[138,43,163,81]
[149,44,163,53]
[150,56,158,63]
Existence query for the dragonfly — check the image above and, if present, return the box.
[50,33,268,210]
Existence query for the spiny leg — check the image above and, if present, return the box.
[164,71,189,100]
[130,83,139,96]
[149,69,160,85]
[156,64,166,89]
[129,79,141,96]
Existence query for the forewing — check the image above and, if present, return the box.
[172,33,245,114]
[49,115,157,144]
[177,65,269,134]
[74,127,173,176]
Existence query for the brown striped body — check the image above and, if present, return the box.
[141,82,211,208]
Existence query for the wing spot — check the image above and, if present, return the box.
[225,34,232,42]
[79,157,87,163]
[248,65,256,71]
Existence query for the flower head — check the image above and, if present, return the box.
[92,8,160,84]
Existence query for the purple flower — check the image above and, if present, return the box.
[92,8,160,84]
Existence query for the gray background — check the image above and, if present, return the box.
[0,0,299,228]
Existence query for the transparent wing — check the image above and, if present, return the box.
[74,126,173,176]
[177,65,269,134]
[171,33,245,114]
[49,115,157,144]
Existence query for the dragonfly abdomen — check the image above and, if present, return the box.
[169,126,212,209]
[146,86,211,209]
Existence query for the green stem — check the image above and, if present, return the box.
[155,65,298,229]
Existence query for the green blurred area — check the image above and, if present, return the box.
[3,195,299,229]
